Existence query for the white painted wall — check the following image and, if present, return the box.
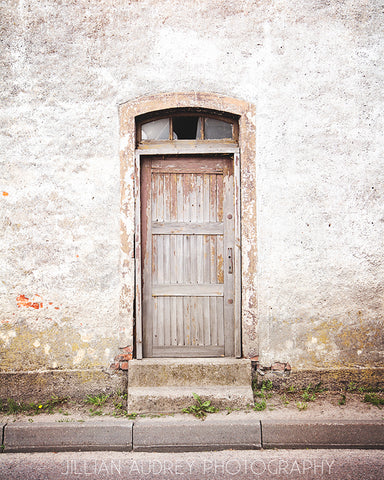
[0,0,383,372]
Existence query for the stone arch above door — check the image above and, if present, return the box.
[118,93,257,359]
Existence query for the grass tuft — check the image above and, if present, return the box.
[363,393,384,408]
[182,393,219,419]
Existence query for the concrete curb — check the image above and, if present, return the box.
[261,420,384,450]
[1,419,383,453]
[3,421,133,453]
[133,417,261,451]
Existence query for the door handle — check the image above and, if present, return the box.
[228,248,233,274]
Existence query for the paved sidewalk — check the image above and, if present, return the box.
[1,415,383,453]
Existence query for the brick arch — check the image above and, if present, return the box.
[118,93,257,359]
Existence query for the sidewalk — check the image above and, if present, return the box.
[2,413,383,452]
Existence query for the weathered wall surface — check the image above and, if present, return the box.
[1,0,383,385]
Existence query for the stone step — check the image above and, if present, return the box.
[128,358,252,387]
[127,386,254,414]
[127,358,253,414]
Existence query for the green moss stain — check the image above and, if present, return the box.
[304,313,383,368]
[0,322,117,371]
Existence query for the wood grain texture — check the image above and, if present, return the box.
[142,156,235,356]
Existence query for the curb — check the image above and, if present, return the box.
[261,420,384,450]
[133,417,261,451]
[1,419,383,453]
[3,421,133,453]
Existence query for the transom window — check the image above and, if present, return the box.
[137,109,238,144]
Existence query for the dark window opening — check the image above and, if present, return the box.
[172,116,199,140]
[137,109,238,143]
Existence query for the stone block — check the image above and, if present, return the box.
[128,358,252,387]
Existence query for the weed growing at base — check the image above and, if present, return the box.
[252,380,273,411]
[85,393,110,416]
[363,393,384,408]
[0,395,68,415]
[182,393,219,419]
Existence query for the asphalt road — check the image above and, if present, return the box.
[0,449,383,480]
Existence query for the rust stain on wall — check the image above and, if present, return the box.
[16,295,62,312]
[16,295,43,310]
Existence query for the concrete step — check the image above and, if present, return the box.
[127,358,253,413]
[128,358,252,387]
[127,386,254,414]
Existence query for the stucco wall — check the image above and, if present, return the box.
[1,0,383,379]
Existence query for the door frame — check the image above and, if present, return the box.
[135,146,241,358]
[118,93,257,361]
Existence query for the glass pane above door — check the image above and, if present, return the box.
[139,112,236,143]
[141,118,170,140]
[205,117,233,139]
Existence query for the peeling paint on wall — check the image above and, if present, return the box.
[17,295,43,310]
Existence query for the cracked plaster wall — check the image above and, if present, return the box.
[0,0,383,375]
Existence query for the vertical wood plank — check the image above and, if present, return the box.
[234,152,242,357]
[135,152,143,359]
[190,297,197,345]
[217,297,225,346]
[190,174,197,285]
[170,173,177,286]
[163,174,171,346]
[184,235,191,284]
[217,173,223,222]
[216,173,224,284]
[210,175,218,346]
[153,297,158,347]
[156,174,164,346]
[184,296,190,345]
[171,296,177,345]
[217,235,224,284]
[170,173,177,221]
[152,236,157,284]
[203,174,211,345]
[163,173,171,285]
[223,159,235,356]
[209,174,217,222]
[177,173,184,284]
[210,172,218,338]
[196,175,204,285]
[209,297,217,345]
[209,173,218,345]
[176,173,184,344]
[141,159,153,357]
[196,297,203,345]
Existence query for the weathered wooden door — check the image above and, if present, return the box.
[141,156,235,357]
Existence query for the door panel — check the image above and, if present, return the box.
[141,156,234,357]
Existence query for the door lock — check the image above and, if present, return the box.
[228,248,233,274]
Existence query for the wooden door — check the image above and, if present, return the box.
[141,156,235,357]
